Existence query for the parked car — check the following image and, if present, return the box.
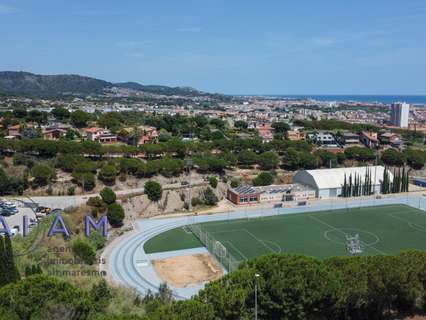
[50,208,62,215]
[10,227,19,236]
[0,208,12,217]
[0,201,18,214]
[1,207,17,216]
[35,206,50,213]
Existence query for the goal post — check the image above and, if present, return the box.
[346,234,363,255]
[213,240,227,259]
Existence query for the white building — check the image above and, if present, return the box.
[257,184,316,203]
[390,102,410,128]
[293,166,393,199]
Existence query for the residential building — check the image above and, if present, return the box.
[117,126,159,146]
[379,132,402,147]
[360,131,379,148]
[256,123,274,143]
[339,132,359,146]
[287,130,305,141]
[390,102,410,128]
[312,132,338,147]
[84,127,117,144]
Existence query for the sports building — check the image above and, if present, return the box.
[293,166,392,199]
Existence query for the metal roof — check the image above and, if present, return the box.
[231,185,258,195]
[295,166,392,190]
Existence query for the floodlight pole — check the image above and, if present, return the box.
[254,273,260,320]
[186,159,193,213]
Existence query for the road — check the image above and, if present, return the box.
[3,179,206,210]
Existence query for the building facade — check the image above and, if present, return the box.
[390,103,410,128]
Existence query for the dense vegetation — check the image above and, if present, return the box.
[2,245,426,320]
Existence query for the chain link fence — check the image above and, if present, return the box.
[187,218,241,272]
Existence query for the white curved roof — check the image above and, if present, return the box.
[294,166,392,190]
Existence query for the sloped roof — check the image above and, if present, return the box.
[295,166,392,190]
[230,185,258,195]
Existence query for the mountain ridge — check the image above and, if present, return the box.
[0,71,212,98]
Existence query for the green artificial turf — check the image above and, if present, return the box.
[144,204,426,262]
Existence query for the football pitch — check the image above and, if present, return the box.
[144,204,426,263]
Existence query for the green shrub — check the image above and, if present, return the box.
[100,187,116,205]
[144,181,162,202]
[98,164,118,185]
[202,187,218,206]
[72,239,96,265]
[208,176,218,188]
[253,172,274,186]
[107,203,125,227]
[31,164,56,187]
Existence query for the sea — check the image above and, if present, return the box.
[257,95,426,105]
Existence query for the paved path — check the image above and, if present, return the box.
[2,179,206,210]
[107,193,426,300]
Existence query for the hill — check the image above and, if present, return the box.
[0,71,111,97]
[114,82,204,96]
[0,71,212,98]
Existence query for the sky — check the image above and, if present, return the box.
[0,0,425,95]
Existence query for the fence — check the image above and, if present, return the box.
[187,218,241,272]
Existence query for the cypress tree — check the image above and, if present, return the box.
[343,174,347,197]
[0,236,6,287]
[406,168,410,192]
[401,166,406,193]
[3,235,20,284]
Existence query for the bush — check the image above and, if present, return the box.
[88,230,107,250]
[107,203,125,227]
[31,164,56,187]
[72,239,96,265]
[191,197,203,207]
[67,186,75,195]
[344,146,376,162]
[382,148,405,167]
[100,187,116,205]
[98,164,118,185]
[208,176,218,188]
[202,187,218,206]
[145,181,163,202]
[72,171,96,191]
[258,151,279,170]
[0,275,94,319]
[230,178,241,188]
[253,172,274,186]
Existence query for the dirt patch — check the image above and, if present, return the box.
[152,253,223,288]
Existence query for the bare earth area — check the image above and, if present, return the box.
[152,253,223,288]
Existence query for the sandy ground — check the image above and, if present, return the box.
[152,253,223,288]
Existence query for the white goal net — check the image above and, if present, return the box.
[213,241,227,258]
[346,234,363,255]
